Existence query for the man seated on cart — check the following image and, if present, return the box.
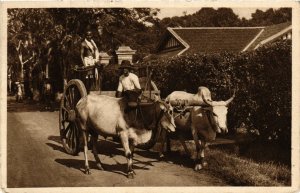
[116,60,142,109]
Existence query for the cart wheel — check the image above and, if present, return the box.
[59,79,87,155]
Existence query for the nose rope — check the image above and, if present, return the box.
[205,110,219,132]
[161,107,176,128]
[171,105,219,132]
[167,113,176,128]
[155,110,164,130]
[141,94,175,129]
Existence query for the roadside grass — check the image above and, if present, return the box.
[205,148,291,186]
[167,140,291,186]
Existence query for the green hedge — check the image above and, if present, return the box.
[102,40,291,145]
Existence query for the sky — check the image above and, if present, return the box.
[157,8,269,20]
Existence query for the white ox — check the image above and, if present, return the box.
[166,86,212,106]
[76,94,175,178]
[162,87,234,170]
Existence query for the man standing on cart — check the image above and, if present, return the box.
[81,30,100,66]
[116,60,142,108]
[80,30,100,90]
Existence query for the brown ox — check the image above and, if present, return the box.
[161,87,234,170]
[76,94,175,178]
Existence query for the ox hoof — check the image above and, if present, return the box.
[159,153,165,159]
[127,171,135,179]
[85,168,91,175]
[182,152,191,158]
[96,163,104,171]
[202,161,208,168]
[194,164,203,171]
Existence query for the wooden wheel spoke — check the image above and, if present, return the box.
[71,87,77,108]
[66,123,73,148]
[63,123,71,137]
[66,91,71,108]
[61,106,69,124]
[65,87,72,108]
[72,125,77,150]
[64,95,71,110]
[74,88,79,107]
[74,123,80,146]
[72,124,78,150]
[61,106,69,112]
[69,127,73,150]
[67,123,78,151]
[59,79,87,155]
[68,87,74,108]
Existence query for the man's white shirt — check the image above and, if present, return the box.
[117,72,141,92]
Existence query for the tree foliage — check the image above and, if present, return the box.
[8,8,160,59]
[7,8,160,92]
[159,8,291,28]
[249,8,292,26]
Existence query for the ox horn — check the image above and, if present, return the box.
[225,91,235,106]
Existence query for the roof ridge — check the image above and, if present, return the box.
[167,27,190,55]
[170,27,265,29]
[255,25,292,49]
[242,29,265,52]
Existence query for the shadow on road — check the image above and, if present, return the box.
[46,135,66,154]
[48,135,62,144]
[49,135,194,176]
[46,142,66,154]
[51,137,163,177]
[55,159,87,174]
[55,157,153,177]
[95,139,124,157]
[134,149,160,159]
[158,151,195,169]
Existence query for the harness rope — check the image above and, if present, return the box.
[173,105,219,132]
[205,109,219,132]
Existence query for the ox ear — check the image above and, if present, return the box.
[153,94,160,102]
[203,97,213,106]
[153,95,166,111]
[159,103,167,112]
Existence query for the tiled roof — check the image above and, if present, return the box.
[247,22,291,50]
[157,22,291,56]
[171,27,263,54]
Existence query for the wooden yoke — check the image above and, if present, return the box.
[169,99,209,107]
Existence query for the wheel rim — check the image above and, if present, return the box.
[59,79,87,155]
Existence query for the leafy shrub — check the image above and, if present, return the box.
[101,40,291,147]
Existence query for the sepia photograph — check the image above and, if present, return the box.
[1,1,299,192]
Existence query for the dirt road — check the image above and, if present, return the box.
[7,107,228,187]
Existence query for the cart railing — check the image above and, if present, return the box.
[99,90,160,101]
[70,65,103,92]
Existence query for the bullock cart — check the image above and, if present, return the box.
[59,65,161,155]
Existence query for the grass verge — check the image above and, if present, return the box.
[206,148,291,186]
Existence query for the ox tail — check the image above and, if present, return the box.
[75,96,89,128]
[128,128,152,146]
